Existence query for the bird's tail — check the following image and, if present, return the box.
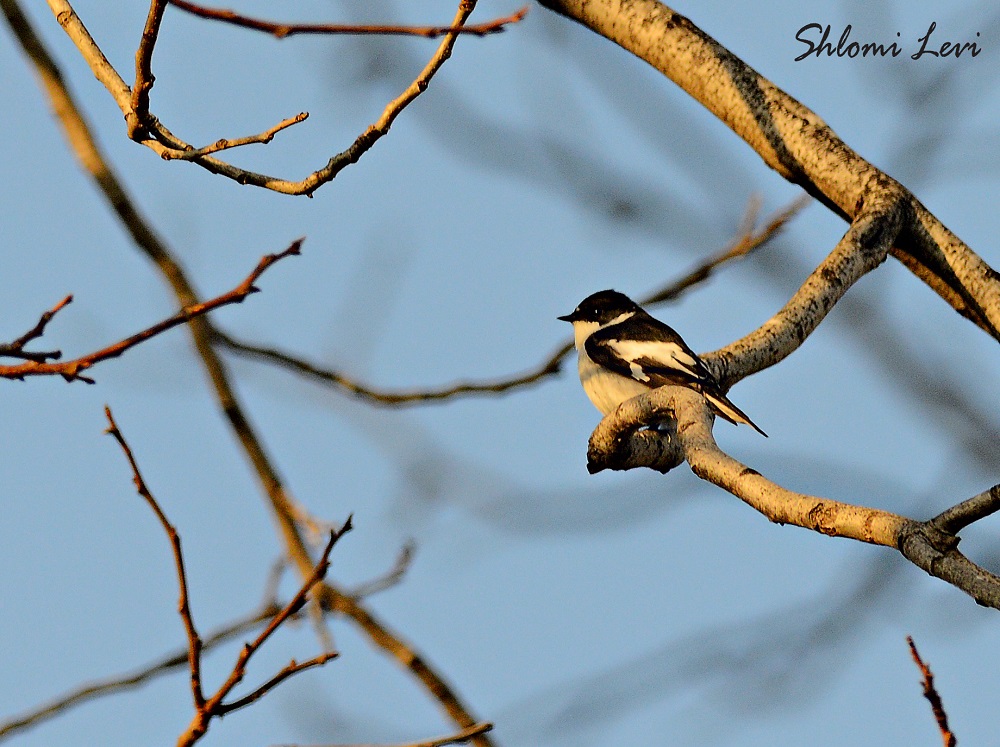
[703,390,768,437]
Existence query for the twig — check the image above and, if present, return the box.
[0,294,72,362]
[217,651,338,715]
[178,524,350,745]
[42,0,519,195]
[130,0,168,137]
[642,194,810,305]
[167,0,528,40]
[283,722,495,747]
[0,602,281,742]
[930,484,1000,537]
[907,637,957,747]
[105,406,350,746]
[104,406,206,708]
[348,542,416,599]
[164,112,309,160]
[214,196,806,403]
[214,329,572,404]
[0,240,299,383]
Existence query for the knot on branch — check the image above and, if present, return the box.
[586,387,688,474]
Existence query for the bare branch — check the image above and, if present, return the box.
[706,190,904,388]
[0,603,283,742]
[8,4,494,734]
[348,542,416,599]
[42,0,514,195]
[215,196,806,402]
[537,0,1000,340]
[930,484,1000,536]
[907,637,957,747]
[642,193,810,305]
[216,652,338,715]
[0,241,300,383]
[167,0,528,40]
[130,0,168,137]
[0,294,72,362]
[163,112,309,160]
[586,385,1000,609]
[283,722,495,747]
[103,407,206,709]
[214,329,572,404]
[173,521,348,746]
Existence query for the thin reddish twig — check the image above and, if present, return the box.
[106,404,351,746]
[0,294,72,362]
[178,522,350,745]
[907,637,958,747]
[0,240,300,383]
[167,0,528,39]
[104,407,206,709]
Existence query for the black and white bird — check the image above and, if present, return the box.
[559,289,767,436]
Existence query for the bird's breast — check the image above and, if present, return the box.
[577,351,650,415]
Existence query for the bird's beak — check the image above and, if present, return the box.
[557,312,575,322]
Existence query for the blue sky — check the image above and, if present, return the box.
[2,1,999,745]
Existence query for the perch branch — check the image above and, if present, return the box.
[587,385,1000,610]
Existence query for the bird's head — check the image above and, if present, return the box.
[558,289,639,326]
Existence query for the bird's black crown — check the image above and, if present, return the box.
[558,289,639,324]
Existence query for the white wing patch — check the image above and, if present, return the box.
[607,339,701,378]
[629,361,650,382]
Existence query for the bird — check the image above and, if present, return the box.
[558,289,767,436]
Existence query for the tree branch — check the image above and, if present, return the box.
[907,637,957,747]
[6,5,494,742]
[930,484,1000,537]
[705,191,903,388]
[162,111,309,161]
[0,294,72,362]
[586,386,1000,610]
[281,722,495,747]
[537,0,1000,340]
[166,0,527,40]
[104,407,206,709]
[214,195,807,402]
[0,602,284,743]
[41,0,517,195]
[0,241,300,383]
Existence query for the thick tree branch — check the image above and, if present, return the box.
[536,0,1000,340]
[587,386,1000,610]
[705,190,903,387]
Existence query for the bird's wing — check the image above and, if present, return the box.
[585,315,714,387]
